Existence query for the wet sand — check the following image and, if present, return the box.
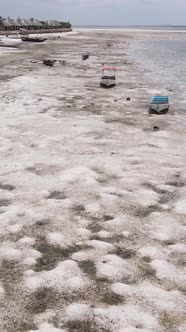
[0,30,185,332]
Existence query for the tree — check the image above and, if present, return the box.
[0,16,4,30]
[59,21,71,28]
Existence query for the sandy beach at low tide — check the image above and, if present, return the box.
[0,30,185,332]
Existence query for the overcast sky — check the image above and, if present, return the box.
[0,0,186,25]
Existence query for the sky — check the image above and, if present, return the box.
[0,0,186,25]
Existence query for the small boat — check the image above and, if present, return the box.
[7,34,21,39]
[107,40,112,47]
[149,96,170,114]
[21,36,47,43]
[82,54,89,60]
[20,28,46,43]
[100,66,116,88]
[43,59,56,67]
[0,36,22,48]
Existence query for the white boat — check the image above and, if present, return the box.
[7,34,21,39]
[149,96,170,114]
[100,66,116,88]
[0,36,22,48]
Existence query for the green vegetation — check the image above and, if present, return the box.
[100,291,124,305]
[34,237,91,272]
[160,312,184,330]
[59,21,71,28]
[112,246,136,259]
[0,16,4,30]
[78,260,97,278]
[66,320,94,332]
[40,21,71,29]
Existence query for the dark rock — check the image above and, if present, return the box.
[82,54,89,60]
[43,59,56,67]
[153,126,160,131]
[0,183,15,191]
[47,191,67,200]
[126,97,131,101]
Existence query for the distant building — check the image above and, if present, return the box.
[2,18,17,30]
[1,17,43,30]
[0,17,71,31]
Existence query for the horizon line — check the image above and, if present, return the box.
[73,24,186,27]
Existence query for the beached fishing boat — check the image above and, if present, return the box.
[7,34,21,39]
[82,54,89,60]
[43,59,56,67]
[0,36,22,48]
[100,66,116,88]
[149,96,170,114]
[21,36,47,42]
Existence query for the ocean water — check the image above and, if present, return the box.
[128,38,186,94]
[74,25,186,31]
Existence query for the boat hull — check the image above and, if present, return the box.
[43,59,56,67]
[0,38,22,48]
[21,37,47,42]
[100,77,116,88]
[149,104,169,114]
[149,96,170,114]
[100,82,116,88]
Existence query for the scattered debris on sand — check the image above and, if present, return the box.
[43,59,56,67]
[0,29,185,332]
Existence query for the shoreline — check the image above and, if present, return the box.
[0,28,72,36]
[0,30,185,332]
[74,27,186,33]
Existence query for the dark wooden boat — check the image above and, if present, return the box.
[21,36,47,43]
[43,59,56,67]
[82,54,89,60]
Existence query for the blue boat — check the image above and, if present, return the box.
[149,96,170,114]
